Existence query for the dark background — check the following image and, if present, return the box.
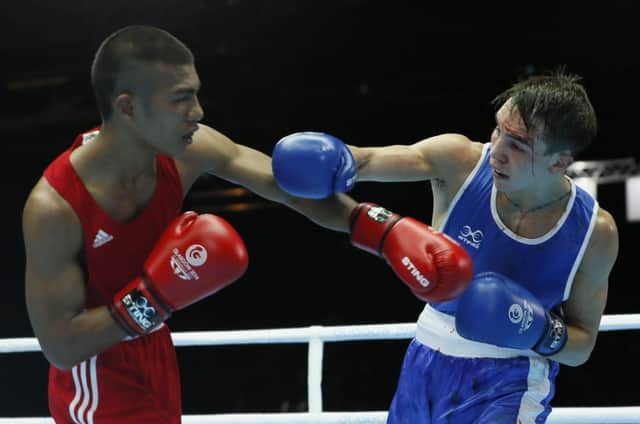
[1,0,638,417]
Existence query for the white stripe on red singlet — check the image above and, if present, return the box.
[68,364,82,424]
[87,356,99,424]
[77,361,90,422]
[68,356,99,424]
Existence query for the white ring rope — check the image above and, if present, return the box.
[2,314,638,354]
[2,314,639,423]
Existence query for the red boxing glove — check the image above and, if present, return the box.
[110,211,249,336]
[350,203,473,302]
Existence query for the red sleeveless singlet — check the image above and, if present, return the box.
[43,128,184,423]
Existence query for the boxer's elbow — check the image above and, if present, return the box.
[560,350,592,367]
[48,357,76,371]
[41,343,78,370]
[38,333,89,370]
[554,330,597,367]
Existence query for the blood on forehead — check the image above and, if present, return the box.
[497,102,534,145]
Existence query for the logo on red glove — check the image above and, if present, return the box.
[186,244,208,266]
[367,206,393,223]
[121,290,159,330]
[401,256,431,288]
[170,244,208,281]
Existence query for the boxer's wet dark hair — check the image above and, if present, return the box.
[91,25,194,121]
[493,69,597,156]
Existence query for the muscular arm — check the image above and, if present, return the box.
[349,133,477,182]
[23,179,127,370]
[180,124,356,232]
[550,208,619,367]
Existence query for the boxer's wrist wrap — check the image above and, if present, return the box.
[350,203,402,256]
[534,312,568,356]
[110,278,171,337]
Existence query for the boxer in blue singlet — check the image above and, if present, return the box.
[271,71,620,423]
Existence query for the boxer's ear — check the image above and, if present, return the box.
[114,92,135,119]
[549,151,573,174]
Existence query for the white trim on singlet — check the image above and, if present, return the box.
[563,202,599,301]
[490,176,575,245]
[439,143,491,231]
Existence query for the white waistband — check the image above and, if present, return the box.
[416,304,537,359]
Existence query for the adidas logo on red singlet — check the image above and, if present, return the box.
[92,229,114,248]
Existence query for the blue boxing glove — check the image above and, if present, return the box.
[455,272,567,356]
[272,132,356,199]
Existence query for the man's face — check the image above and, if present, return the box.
[126,61,203,156]
[489,99,556,192]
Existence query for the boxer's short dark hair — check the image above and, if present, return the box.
[91,25,194,120]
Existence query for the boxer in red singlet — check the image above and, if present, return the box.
[22,25,354,422]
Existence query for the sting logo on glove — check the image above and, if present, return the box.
[110,212,249,336]
[121,289,160,331]
[401,257,431,288]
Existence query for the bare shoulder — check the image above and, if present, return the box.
[175,123,240,186]
[182,124,237,168]
[580,206,619,285]
[23,178,82,263]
